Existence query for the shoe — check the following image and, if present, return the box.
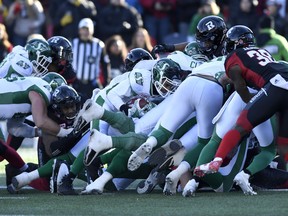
[74,99,104,132]
[127,143,153,171]
[50,159,63,193]
[195,157,223,176]
[148,139,182,166]
[234,171,257,195]
[80,182,103,195]
[57,163,77,196]
[163,170,181,196]
[182,179,199,197]
[84,129,112,166]
[86,157,104,183]
[12,172,31,191]
[5,164,22,194]
[136,167,166,194]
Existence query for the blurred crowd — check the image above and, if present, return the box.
[0,0,288,81]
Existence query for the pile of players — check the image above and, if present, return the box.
[3,15,288,197]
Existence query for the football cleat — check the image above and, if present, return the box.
[234,171,257,195]
[195,157,223,176]
[136,167,167,194]
[57,174,77,195]
[148,139,182,166]
[11,172,31,191]
[50,159,63,193]
[127,142,153,171]
[57,163,77,195]
[182,179,199,197]
[73,99,104,133]
[84,129,112,166]
[5,164,21,194]
[80,182,103,195]
[163,169,181,196]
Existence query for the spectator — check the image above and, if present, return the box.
[52,0,97,41]
[126,0,143,15]
[0,0,9,23]
[256,14,288,61]
[140,0,176,44]
[227,0,259,33]
[72,18,111,102]
[105,35,128,79]
[128,27,153,52]
[0,23,13,62]
[265,0,288,39]
[95,0,143,47]
[188,0,222,39]
[176,0,201,36]
[5,0,45,46]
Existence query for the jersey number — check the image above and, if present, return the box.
[247,50,274,66]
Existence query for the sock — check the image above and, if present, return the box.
[20,164,29,172]
[170,161,190,180]
[70,150,84,176]
[93,172,113,190]
[112,132,147,151]
[27,170,40,182]
[215,129,241,159]
[2,144,26,169]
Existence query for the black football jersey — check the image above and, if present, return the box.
[225,47,288,90]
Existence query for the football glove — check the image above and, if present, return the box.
[151,44,175,58]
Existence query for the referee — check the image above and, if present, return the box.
[72,18,111,102]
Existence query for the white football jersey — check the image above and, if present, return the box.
[167,51,204,71]
[192,56,226,77]
[0,76,51,120]
[133,59,157,71]
[0,46,33,78]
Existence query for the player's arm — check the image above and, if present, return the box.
[228,65,252,103]
[106,79,133,112]
[151,42,189,58]
[29,91,72,137]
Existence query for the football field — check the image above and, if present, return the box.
[0,148,288,216]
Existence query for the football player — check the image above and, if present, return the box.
[151,15,227,60]
[47,36,77,85]
[195,25,288,194]
[0,73,71,191]
[10,85,89,194]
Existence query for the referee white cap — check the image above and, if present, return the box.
[78,18,94,35]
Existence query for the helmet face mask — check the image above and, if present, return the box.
[25,39,53,76]
[195,15,227,56]
[52,85,81,120]
[152,58,182,98]
[124,48,153,71]
[224,25,255,54]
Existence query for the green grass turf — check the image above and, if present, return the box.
[0,148,288,216]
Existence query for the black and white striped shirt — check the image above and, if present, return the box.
[72,37,109,83]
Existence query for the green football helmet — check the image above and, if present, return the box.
[152,58,182,98]
[25,39,53,76]
[184,41,210,62]
[42,72,67,92]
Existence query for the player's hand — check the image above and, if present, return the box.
[151,44,175,58]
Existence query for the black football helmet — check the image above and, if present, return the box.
[224,25,255,54]
[51,85,81,120]
[124,48,154,71]
[47,36,73,65]
[195,15,227,57]
[152,58,182,98]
